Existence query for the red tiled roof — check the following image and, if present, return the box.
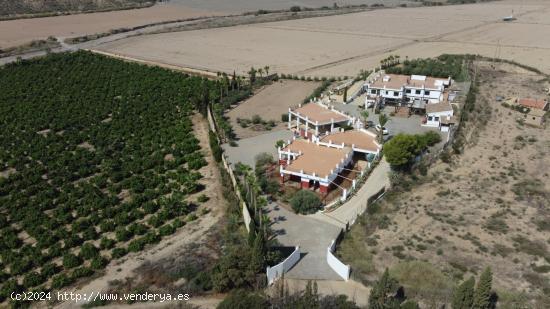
[518,98,548,110]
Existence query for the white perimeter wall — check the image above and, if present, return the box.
[327,239,350,281]
[266,246,301,285]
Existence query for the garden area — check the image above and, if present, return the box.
[0,51,215,303]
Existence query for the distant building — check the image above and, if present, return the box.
[525,109,546,127]
[363,73,451,105]
[518,98,549,111]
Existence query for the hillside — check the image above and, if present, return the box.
[338,60,550,307]
[0,0,155,17]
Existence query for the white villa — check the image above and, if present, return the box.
[364,73,451,105]
[278,129,381,198]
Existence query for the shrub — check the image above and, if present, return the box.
[159,224,176,236]
[99,237,116,249]
[290,5,301,12]
[90,256,108,270]
[71,267,94,280]
[218,289,267,309]
[248,115,260,125]
[23,271,45,288]
[127,239,145,252]
[197,194,209,203]
[62,253,83,269]
[419,131,442,146]
[80,243,99,260]
[41,263,60,277]
[128,223,148,235]
[111,247,127,259]
[0,279,21,301]
[51,274,73,289]
[115,227,132,242]
[290,190,322,214]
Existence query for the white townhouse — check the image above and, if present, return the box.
[364,73,451,105]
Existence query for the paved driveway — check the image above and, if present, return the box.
[222,130,293,167]
[311,158,391,227]
[266,202,343,280]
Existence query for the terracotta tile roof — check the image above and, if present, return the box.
[519,98,548,110]
[283,139,351,178]
[293,103,349,124]
[320,130,381,153]
[370,74,408,90]
[426,102,453,114]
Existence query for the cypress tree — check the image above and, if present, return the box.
[368,268,400,309]
[343,87,348,103]
[248,230,265,274]
[452,276,475,309]
[473,267,493,309]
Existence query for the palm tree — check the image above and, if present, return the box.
[388,55,395,67]
[264,65,270,76]
[361,110,369,127]
[248,67,257,85]
[258,68,264,78]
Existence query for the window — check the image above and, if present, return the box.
[416,90,421,95]
[371,89,376,94]
[393,91,398,96]
[428,116,433,121]
[435,117,440,121]
[406,89,411,94]
[425,91,430,95]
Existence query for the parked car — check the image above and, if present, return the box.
[375,124,389,135]
[365,98,376,108]
[365,120,375,128]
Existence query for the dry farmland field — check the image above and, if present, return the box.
[96,0,550,77]
[338,61,550,307]
[0,0,414,50]
[0,4,219,48]
[227,79,320,139]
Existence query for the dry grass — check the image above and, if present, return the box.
[226,79,320,139]
[341,60,550,306]
[97,0,550,77]
[0,4,219,48]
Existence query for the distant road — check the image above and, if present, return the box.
[0,17,208,66]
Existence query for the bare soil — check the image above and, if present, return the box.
[227,79,320,139]
[97,0,550,77]
[341,61,550,307]
[0,0,154,17]
[0,4,220,48]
